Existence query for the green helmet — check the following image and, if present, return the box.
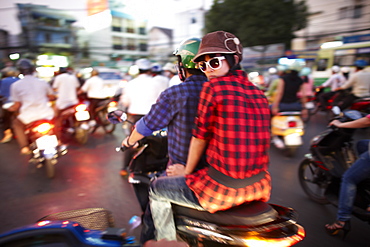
[173,37,201,69]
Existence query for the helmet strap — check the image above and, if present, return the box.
[176,59,186,82]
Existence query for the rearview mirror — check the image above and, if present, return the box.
[106,110,127,124]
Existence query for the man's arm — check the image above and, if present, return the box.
[184,137,207,175]
[8,101,21,112]
[271,78,284,115]
[330,115,370,129]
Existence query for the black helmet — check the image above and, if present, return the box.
[16,59,35,75]
[59,67,68,73]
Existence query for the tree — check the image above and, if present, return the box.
[204,0,309,49]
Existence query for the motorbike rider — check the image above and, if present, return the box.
[119,58,169,176]
[163,62,181,87]
[79,68,109,125]
[146,31,271,242]
[0,67,19,143]
[317,65,346,110]
[333,59,370,111]
[271,62,308,116]
[150,63,169,92]
[264,64,287,103]
[120,37,208,243]
[325,115,370,237]
[265,67,279,89]
[52,67,80,143]
[8,59,55,155]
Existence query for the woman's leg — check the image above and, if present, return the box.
[337,151,370,221]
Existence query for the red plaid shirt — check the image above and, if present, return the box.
[185,70,271,213]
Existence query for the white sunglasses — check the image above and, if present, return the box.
[198,56,226,72]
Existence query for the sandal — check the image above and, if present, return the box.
[325,220,351,239]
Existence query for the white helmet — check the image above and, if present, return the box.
[135,58,151,70]
[163,62,177,74]
[299,67,311,76]
[268,67,277,74]
[341,66,350,73]
[331,65,340,73]
[151,63,162,73]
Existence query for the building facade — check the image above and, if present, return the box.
[292,0,370,62]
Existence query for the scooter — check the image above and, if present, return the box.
[298,109,370,224]
[271,111,304,157]
[0,207,141,246]
[108,110,306,247]
[90,96,119,134]
[59,101,91,144]
[26,119,67,178]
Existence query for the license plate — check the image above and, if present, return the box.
[36,135,58,150]
[284,134,302,146]
[305,102,315,109]
[75,111,90,121]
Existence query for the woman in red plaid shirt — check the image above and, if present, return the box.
[147,31,271,242]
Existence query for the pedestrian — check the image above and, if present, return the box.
[8,59,55,154]
[120,37,208,243]
[0,67,19,143]
[143,31,271,242]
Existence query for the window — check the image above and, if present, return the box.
[112,17,122,32]
[316,58,328,71]
[353,5,363,18]
[126,20,135,33]
[339,7,349,19]
[45,33,51,43]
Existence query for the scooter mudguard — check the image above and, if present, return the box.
[271,115,304,137]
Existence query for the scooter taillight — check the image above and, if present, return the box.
[108,101,118,108]
[288,121,297,127]
[33,123,53,134]
[241,224,305,247]
[75,104,88,112]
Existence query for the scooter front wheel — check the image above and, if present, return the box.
[298,158,330,204]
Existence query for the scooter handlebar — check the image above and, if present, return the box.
[116,146,129,152]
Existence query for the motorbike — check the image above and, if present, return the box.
[59,101,91,144]
[90,97,119,134]
[107,110,306,247]
[0,207,141,246]
[26,119,67,178]
[298,109,370,224]
[307,87,370,119]
[271,111,305,157]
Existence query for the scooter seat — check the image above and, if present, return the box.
[276,111,301,116]
[172,201,278,226]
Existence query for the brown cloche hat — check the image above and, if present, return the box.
[193,31,243,62]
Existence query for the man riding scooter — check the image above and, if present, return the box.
[8,59,55,155]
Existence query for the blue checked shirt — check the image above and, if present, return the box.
[136,74,208,165]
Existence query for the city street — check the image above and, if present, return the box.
[0,112,369,246]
